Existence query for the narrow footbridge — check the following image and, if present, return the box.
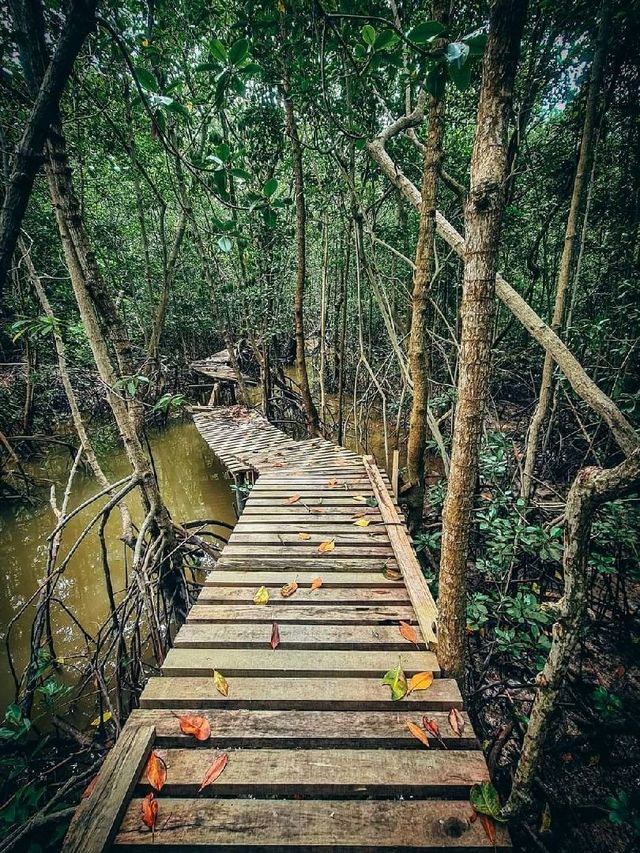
[64,406,509,851]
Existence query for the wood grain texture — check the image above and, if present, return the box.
[187,604,417,623]
[196,586,410,605]
[203,571,399,587]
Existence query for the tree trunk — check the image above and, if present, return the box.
[283,84,320,437]
[521,0,612,502]
[505,448,640,817]
[438,0,529,678]
[405,0,449,532]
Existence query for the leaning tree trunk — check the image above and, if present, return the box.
[438,0,529,678]
[405,0,449,533]
[521,0,611,503]
[283,82,321,438]
[505,448,640,816]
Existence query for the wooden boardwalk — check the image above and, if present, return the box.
[64,407,509,851]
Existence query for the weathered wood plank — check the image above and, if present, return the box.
[203,571,399,587]
[220,544,395,557]
[129,708,478,749]
[115,798,510,849]
[173,623,421,650]
[187,604,416,623]
[213,557,399,572]
[62,724,155,853]
[196,587,410,605]
[162,647,439,677]
[139,676,462,710]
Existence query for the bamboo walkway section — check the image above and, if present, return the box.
[63,406,509,851]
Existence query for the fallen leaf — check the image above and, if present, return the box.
[82,773,99,800]
[284,494,301,504]
[178,714,210,741]
[353,517,370,527]
[422,717,440,739]
[539,801,551,834]
[298,531,311,540]
[198,752,229,793]
[145,750,168,791]
[90,711,112,727]
[213,670,229,697]
[383,565,403,581]
[253,585,269,605]
[382,663,407,701]
[318,539,335,554]
[469,781,507,822]
[448,707,465,737]
[309,507,325,514]
[352,495,367,503]
[270,622,280,649]
[479,814,496,846]
[408,671,433,694]
[310,577,323,590]
[142,792,158,831]
[280,581,298,598]
[399,621,418,646]
[327,478,339,488]
[406,721,430,747]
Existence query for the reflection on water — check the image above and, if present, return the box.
[0,420,235,715]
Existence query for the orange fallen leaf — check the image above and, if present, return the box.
[142,792,158,831]
[270,622,280,649]
[448,707,465,736]
[327,478,339,488]
[298,531,311,540]
[408,671,433,694]
[82,773,99,799]
[309,507,325,514]
[284,494,301,504]
[479,814,496,846]
[178,714,210,741]
[406,721,430,748]
[383,565,402,581]
[280,581,298,598]
[198,752,229,793]
[399,621,418,646]
[318,539,335,554]
[353,517,370,527]
[213,669,229,697]
[311,577,323,590]
[145,750,167,791]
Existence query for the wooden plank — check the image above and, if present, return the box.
[139,676,463,710]
[139,748,488,797]
[162,647,439,677]
[115,798,510,849]
[228,529,390,542]
[129,708,478,749]
[187,604,417,623]
[203,571,399,586]
[196,587,410,605]
[174,623,422,650]
[363,456,439,647]
[62,724,155,853]
[220,544,395,557]
[213,557,399,572]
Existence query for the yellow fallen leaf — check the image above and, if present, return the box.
[406,721,430,748]
[213,669,229,697]
[280,581,298,598]
[353,517,370,527]
[90,711,112,727]
[253,585,269,605]
[352,495,367,503]
[318,539,335,554]
[408,671,433,694]
[298,531,311,540]
[310,577,323,590]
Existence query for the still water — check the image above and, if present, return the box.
[0,420,236,715]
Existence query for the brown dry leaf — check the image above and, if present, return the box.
[178,714,211,741]
[145,750,168,791]
[310,577,323,590]
[318,539,335,554]
[399,621,418,646]
[448,707,465,737]
[422,717,440,739]
[270,622,280,650]
[309,507,325,514]
[479,814,496,846]
[298,531,311,540]
[213,670,229,697]
[284,494,301,505]
[353,517,370,527]
[280,581,298,598]
[253,585,269,605]
[142,792,158,831]
[198,752,229,793]
[408,671,434,694]
[406,721,430,748]
[383,564,402,581]
[327,477,339,488]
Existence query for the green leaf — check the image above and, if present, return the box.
[354,138,366,151]
[353,44,367,60]
[229,38,250,66]
[216,143,231,162]
[470,782,508,822]
[230,167,251,181]
[408,21,445,44]
[448,60,472,92]
[361,24,376,46]
[381,663,407,701]
[134,67,159,92]
[374,29,398,50]
[210,39,228,63]
[463,32,488,57]
[262,177,279,197]
[164,99,190,119]
[217,235,233,252]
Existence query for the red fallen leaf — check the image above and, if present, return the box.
[399,621,418,646]
[82,773,99,799]
[406,721,429,747]
[422,717,440,738]
[479,813,496,846]
[198,752,229,793]
[448,707,465,737]
[145,750,168,791]
[270,622,280,649]
[142,791,158,831]
[284,494,301,504]
[178,714,211,741]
